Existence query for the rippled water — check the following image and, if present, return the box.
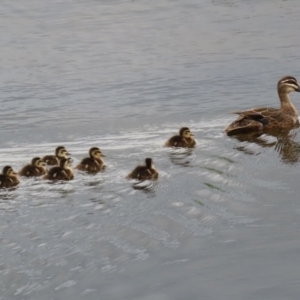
[1,0,300,299]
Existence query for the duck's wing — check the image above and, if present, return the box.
[45,166,65,179]
[42,155,59,166]
[127,166,151,180]
[76,157,99,173]
[0,174,5,186]
[150,169,159,180]
[225,107,282,135]
[165,136,188,147]
[0,175,12,187]
[18,165,31,176]
[76,157,93,168]
[231,107,280,119]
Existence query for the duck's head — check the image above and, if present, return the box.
[32,157,45,168]
[2,166,17,176]
[145,158,154,169]
[60,158,71,169]
[278,76,300,94]
[89,147,105,159]
[55,146,69,158]
[179,127,193,138]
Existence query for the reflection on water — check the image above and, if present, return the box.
[167,148,195,166]
[131,180,158,196]
[0,189,18,201]
[231,128,300,164]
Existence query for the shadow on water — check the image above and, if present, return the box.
[230,127,300,164]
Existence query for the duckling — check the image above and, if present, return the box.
[43,158,73,181]
[224,76,300,135]
[126,158,159,180]
[0,166,19,188]
[42,146,69,166]
[75,147,106,174]
[164,127,196,148]
[18,157,47,177]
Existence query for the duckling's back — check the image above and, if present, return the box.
[76,157,105,173]
[19,165,46,177]
[127,166,158,180]
[0,174,19,188]
[42,155,60,166]
[165,135,189,148]
[44,166,70,180]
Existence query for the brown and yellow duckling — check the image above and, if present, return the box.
[75,147,106,174]
[18,157,47,177]
[42,146,70,166]
[224,76,300,136]
[164,127,196,148]
[126,158,159,180]
[0,166,19,188]
[43,158,73,181]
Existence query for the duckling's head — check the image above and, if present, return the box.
[278,76,300,94]
[89,147,105,159]
[32,157,45,168]
[60,158,70,169]
[2,166,17,176]
[179,127,193,138]
[145,158,154,169]
[55,146,69,158]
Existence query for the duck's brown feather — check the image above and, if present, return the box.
[0,174,19,188]
[19,165,47,177]
[75,157,105,174]
[165,136,195,148]
[42,155,60,166]
[43,167,70,181]
[127,166,158,180]
[225,107,299,135]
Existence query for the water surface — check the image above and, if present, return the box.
[1,0,300,299]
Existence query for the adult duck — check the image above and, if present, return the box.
[224,76,300,135]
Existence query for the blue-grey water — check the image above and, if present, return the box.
[1,0,300,299]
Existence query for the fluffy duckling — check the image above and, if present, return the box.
[75,147,106,174]
[42,146,69,166]
[0,166,19,188]
[164,127,196,148]
[43,158,73,181]
[126,158,159,180]
[18,157,47,177]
